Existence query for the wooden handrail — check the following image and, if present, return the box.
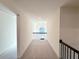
[60,40,79,59]
[60,40,79,53]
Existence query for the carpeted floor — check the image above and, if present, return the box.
[21,39,58,59]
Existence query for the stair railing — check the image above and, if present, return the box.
[60,40,79,59]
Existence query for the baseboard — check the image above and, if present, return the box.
[18,39,33,59]
[0,49,7,56]
[0,44,16,56]
[47,40,59,58]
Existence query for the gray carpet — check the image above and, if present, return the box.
[21,39,58,59]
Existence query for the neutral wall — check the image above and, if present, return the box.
[47,9,60,57]
[60,7,79,50]
[0,0,60,58]
[0,2,32,58]
[17,13,32,58]
[0,4,17,55]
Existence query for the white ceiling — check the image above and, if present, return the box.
[14,0,65,16]
[13,0,79,16]
[1,0,79,17]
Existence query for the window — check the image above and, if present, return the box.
[32,16,47,40]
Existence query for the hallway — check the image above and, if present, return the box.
[21,39,58,59]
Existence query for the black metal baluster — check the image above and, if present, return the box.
[65,46,66,59]
[59,40,79,59]
[62,44,63,59]
[70,49,71,59]
[67,47,68,59]
[63,45,64,59]
[61,43,62,59]
[78,54,79,59]
[73,51,75,59]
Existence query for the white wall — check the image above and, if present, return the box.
[0,4,17,56]
[47,9,60,57]
[60,7,79,50]
[0,2,33,58]
[0,1,60,58]
[17,13,32,58]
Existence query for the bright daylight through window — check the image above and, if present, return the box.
[32,16,47,40]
